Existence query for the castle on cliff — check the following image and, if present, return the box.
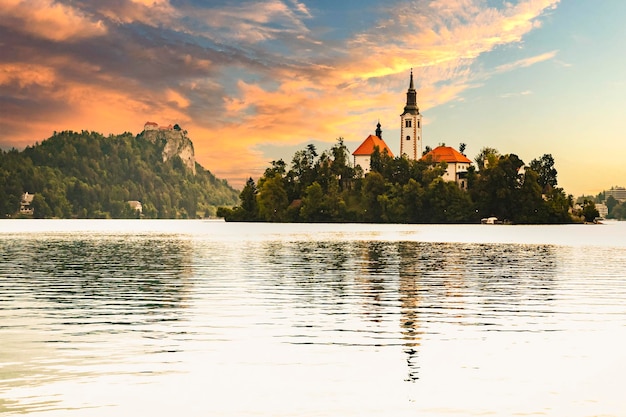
[141,121,196,174]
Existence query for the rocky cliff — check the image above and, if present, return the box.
[139,124,196,174]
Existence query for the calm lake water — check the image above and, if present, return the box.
[1,220,626,417]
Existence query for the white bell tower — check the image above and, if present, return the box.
[400,69,422,160]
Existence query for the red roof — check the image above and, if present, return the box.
[352,135,394,157]
[421,146,471,164]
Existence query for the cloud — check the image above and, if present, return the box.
[0,0,562,189]
[500,90,534,98]
[0,0,107,41]
[494,50,558,73]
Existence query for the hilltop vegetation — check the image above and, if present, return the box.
[218,139,574,224]
[0,130,238,218]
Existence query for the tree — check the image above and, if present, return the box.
[471,153,524,221]
[474,147,499,170]
[401,179,425,223]
[31,194,52,218]
[515,169,546,223]
[361,171,387,222]
[606,195,618,215]
[287,145,318,199]
[300,182,324,221]
[529,154,558,192]
[424,178,474,223]
[239,177,259,219]
[369,146,393,175]
[257,173,289,222]
[581,199,599,223]
[330,138,355,190]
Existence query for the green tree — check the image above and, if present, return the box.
[515,169,546,223]
[529,154,558,193]
[581,199,599,223]
[402,179,425,223]
[361,171,386,222]
[300,182,325,222]
[239,177,259,219]
[471,153,524,221]
[257,173,289,222]
[606,195,618,215]
[31,194,53,218]
[424,178,474,223]
[474,147,499,171]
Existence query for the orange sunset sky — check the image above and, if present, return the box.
[1,0,625,195]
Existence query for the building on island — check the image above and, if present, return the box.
[352,122,394,173]
[352,70,471,187]
[421,146,472,189]
[20,192,34,215]
[400,69,423,160]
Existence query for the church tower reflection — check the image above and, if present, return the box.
[398,242,424,382]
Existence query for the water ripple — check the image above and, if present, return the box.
[2,223,626,416]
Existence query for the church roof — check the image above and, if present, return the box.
[421,146,471,164]
[352,135,394,157]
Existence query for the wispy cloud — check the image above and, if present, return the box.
[494,50,558,73]
[0,0,561,187]
[500,90,533,98]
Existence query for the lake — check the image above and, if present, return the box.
[1,220,625,417]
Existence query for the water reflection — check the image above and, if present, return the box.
[0,235,193,415]
[3,236,192,307]
[252,240,560,383]
[2,222,626,417]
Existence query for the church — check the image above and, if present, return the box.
[353,70,471,187]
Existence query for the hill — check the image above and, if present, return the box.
[0,129,239,218]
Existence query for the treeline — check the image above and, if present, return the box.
[0,130,238,218]
[218,140,574,224]
[586,189,626,220]
[606,200,626,220]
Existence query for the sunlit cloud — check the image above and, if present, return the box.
[0,0,107,41]
[494,50,558,73]
[0,0,562,189]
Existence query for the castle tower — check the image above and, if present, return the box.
[400,69,423,160]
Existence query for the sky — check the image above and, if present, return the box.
[1,0,625,196]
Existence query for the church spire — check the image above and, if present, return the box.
[375,121,382,138]
[403,69,419,115]
[400,68,423,160]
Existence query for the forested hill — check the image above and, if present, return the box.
[0,130,239,218]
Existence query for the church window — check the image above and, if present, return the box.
[418,121,421,128]
[406,135,411,141]
[405,120,412,128]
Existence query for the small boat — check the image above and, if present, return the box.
[481,217,500,224]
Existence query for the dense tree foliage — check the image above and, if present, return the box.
[1,130,238,218]
[219,140,574,224]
